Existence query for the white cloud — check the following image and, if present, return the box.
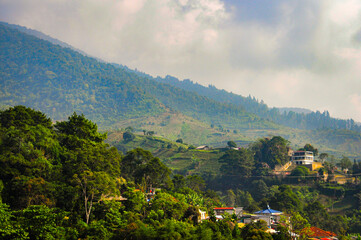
[1,0,361,121]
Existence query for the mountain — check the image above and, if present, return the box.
[0,23,166,125]
[278,107,313,114]
[123,73,360,132]
[0,22,275,130]
[0,21,88,56]
[2,22,361,158]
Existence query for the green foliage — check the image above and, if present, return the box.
[15,205,68,240]
[154,75,361,133]
[219,148,254,178]
[123,131,135,142]
[269,185,302,212]
[290,166,310,181]
[298,143,318,156]
[251,136,290,168]
[0,24,164,125]
[340,156,352,170]
[121,148,172,189]
[227,141,237,148]
[241,220,273,240]
[1,106,360,238]
[0,203,29,239]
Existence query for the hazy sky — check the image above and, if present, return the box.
[1,0,361,121]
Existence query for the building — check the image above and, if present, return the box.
[291,151,314,165]
[241,205,283,227]
[213,207,243,220]
[253,207,283,227]
[196,145,210,150]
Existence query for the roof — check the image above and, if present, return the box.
[214,207,234,210]
[254,209,282,214]
[302,227,337,238]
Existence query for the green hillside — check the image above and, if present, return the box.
[149,75,361,132]
[2,22,361,158]
[0,23,165,125]
[0,22,276,131]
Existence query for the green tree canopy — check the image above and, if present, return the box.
[298,143,318,156]
[219,148,254,178]
[251,136,290,168]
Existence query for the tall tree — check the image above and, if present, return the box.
[251,136,290,168]
[55,113,121,224]
[219,148,254,178]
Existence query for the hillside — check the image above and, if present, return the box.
[2,22,361,158]
[0,23,166,125]
[0,22,277,131]
[144,75,360,132]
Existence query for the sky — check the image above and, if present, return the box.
[1,0,361,121]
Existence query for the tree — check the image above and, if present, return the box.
[219,148,254,178]
[55,112,106,149]
[241,220,273,240]
[224,189,236,207]
[16,205,68,239]
[319,153,329,163]
[251,136,290,168]
[269,185,302,212]
[340,156,352,171]
[123,131,135,142]
[290,166,310,182]
[0,203,28,239]
[73,170,116,224]
[0,106,60,209]
[172,174,185,189]
[121,148,172,189]
[125,126,134,132]
[147,131,155,136]
[186,175,206,193]
[299,143,318,156]
[227,141,237,149]
[141,157,172,189]
[55,113,121,224]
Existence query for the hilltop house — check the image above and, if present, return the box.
[291,151,324,171]
[291,151,314,165]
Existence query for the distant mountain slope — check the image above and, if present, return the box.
[278,107,313,114]
[126,74,360,132]
[0,22,276,130]
[0,21,88,56]
[0,23,165,125]
[2,22,361,158]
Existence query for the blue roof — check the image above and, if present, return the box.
[254,209,282,214]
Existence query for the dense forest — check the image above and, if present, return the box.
[0,23,275,130]
[1,106,361,239]
[149,75,361,132]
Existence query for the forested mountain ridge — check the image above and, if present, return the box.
[0,21,88,56]
[2,22,361,157]
[0,23,166,125]
[128,74,361,132]
[0,22,276,131]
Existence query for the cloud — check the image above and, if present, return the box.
[1,0,361,121]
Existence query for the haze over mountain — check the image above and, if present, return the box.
[1,0,361,122]
[2,22,361,157]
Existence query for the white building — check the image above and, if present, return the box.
[291,151,314,165]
